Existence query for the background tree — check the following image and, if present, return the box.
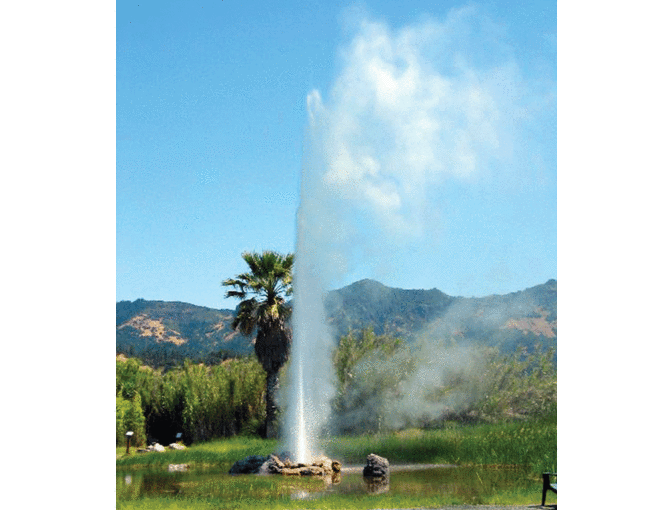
[222,251,294,438]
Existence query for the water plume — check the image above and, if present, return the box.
[283,5,548,458]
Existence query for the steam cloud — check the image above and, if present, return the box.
[332,291,539,433]
[284,6,549,453]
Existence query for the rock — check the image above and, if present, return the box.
[169,443,186,450]
[362,453,390,479]
[230,453,342,478]
[229,455,268,474]
[147,443,165,452]
[167,464,189,472]
[312,455,335,475]
[281,465,326,476]
[304,466,326,476]
[259,455,285,474]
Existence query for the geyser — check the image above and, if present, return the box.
[283,106,338,462]
[283,6,550,460]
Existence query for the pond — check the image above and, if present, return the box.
[117,464,547,508]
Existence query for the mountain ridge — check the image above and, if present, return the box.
[117,279,556,366]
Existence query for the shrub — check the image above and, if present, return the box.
[116,356,266,444]
[475,343,557,422]
[116,392,147,447]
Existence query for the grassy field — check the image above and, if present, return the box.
[324,420,556,474]
[116,436,274,469]
[117,417,556,473]
[116,418,556,509]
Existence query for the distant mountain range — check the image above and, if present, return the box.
[117,279,557,366]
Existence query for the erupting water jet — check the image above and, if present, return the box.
[281,6,549,463]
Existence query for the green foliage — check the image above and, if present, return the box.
[222,251,294,335]
[116,358,150,446]
[333,327,403,389]
[116,392,147,447]
[222,250,295,438]
[332,328,407,434]
[324,419,556,473]
[475,343,557,422]
[116,396,131,446]
[117,317,555,446]
[116,356,266,445]
[330,328,556,435]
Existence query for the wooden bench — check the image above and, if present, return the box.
[542,472,557,506]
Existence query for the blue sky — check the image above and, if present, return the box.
[116,0,556,309]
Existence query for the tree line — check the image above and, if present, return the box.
[116,356,266,446]
[116,329,556,446]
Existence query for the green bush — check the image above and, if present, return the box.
[116,356,266,444]
[116,392,147,447]
[330,329,556,434]
[475,343,557,422]
[331,328,406,434]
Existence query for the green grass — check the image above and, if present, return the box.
[117,418,555,473]
[323,417,556,474]
[116,436,278,470]
[116,494,470,510]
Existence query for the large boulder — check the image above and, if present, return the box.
[259,454,285,475]
[362,453,389,479]
[229,455,268,474]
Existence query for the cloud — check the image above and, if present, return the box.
[307,8,526,245]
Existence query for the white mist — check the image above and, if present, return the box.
[282,7,541,459]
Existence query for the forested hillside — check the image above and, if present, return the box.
[117,279,556,366]
[116,299,249,366]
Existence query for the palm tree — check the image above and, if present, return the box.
[222,251,294,438]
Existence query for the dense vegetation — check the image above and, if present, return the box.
[117,328,556,446]
[116,356,266,445]
[331,328,556,434]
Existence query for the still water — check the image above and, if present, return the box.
[117,464,541,506]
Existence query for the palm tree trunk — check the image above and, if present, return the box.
[264,369,280,438]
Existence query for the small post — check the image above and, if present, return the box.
[176,432,182,444]
[125,431,134,454]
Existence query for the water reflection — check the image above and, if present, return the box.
[290,490,311,500]
[117,465,538,505]
[364,476,390,494]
